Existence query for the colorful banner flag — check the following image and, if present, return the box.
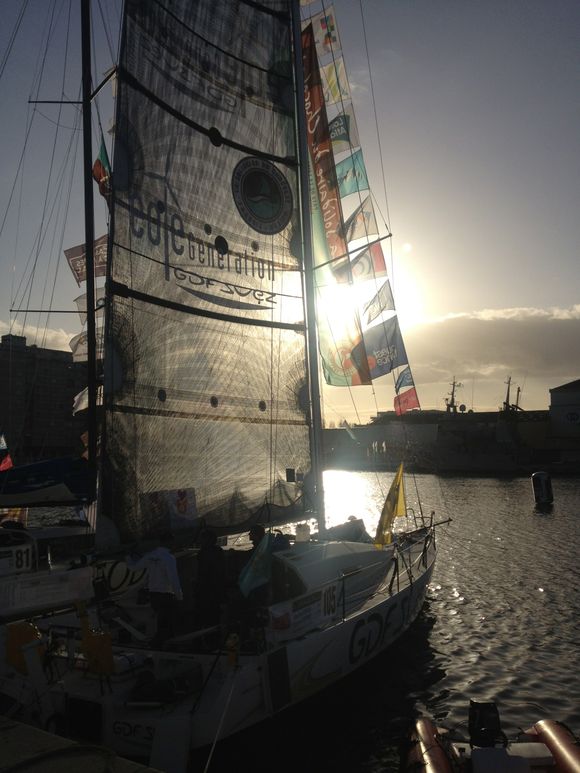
[311,5,342,56]
[302,24,371,386]
[364,279,395,324]
[334,241,387,283]
[64,234,108,286]
[302,25,348,273]
[352,316,407,380]
[317,296,372,386]
[92,134,112,202]
[395,366,414,393]
[321,57,351,105]
[343,195,377,243]
[329,107,360,154]
[239,532,274,597]
[375,463,406,545]
[335,149,368,196]
[394,386,420,415]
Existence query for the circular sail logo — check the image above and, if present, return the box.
[232,157,293,235]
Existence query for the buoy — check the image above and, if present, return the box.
[531,471,553,506]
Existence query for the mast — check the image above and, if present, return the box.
[81,0,97,497]
[290,0,326,533]
[446,378,461,414]
[503,376,512,412]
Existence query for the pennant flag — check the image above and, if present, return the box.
[329,107,360,154]
[73,387,103,415]
[69,332,104,362]
[92,134,112,201]
[334,241,387,283]
[395,366,414,393]
[343,195,378,243]
[74,287,106,325]
[321,57,351,105]
[394,386,420,415]
[364,280,395,325]
[0,453,14,471]
[335,149,368,196]
[375,463,406,546]
[0,434,7,451]
[70,332,89,362]
[317,283,371,386]
[311,5,342,55]
[352,316,407,380]
[319,321,372,386]
[239,532,274,597]
[73,389,88,415]
[65,234,108,285]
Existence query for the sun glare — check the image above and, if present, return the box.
[391,266,424,330]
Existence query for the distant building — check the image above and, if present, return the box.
[549,380,580,437]
[0,334,87,462]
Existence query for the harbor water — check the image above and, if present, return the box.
[200,471,580,772]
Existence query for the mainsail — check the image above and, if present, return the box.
[100,0,311,544]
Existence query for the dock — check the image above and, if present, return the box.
[0,715,162,772]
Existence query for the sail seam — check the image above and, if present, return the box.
[155,0,290,53]
[121,69,297,169]
[110,280,305,332]
[110,404,305,425]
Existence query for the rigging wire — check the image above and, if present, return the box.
[0,0,30,85]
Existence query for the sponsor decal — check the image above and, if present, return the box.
[232,157,293,235]
[125,149,285,313]
[106,560,146,595]
[112,720,154,743]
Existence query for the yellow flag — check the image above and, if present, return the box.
[375,463,406,546]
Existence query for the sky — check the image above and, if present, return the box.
[0,0,579,424]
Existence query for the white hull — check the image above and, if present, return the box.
[0,531,435,767]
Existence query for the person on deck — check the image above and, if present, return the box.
[248,523,265,550]
[126,532,183,644]
[193,528,225,628]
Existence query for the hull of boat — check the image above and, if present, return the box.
[0,536,435,763]
[0,555,146,623]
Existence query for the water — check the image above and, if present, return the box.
[196,471,580,772]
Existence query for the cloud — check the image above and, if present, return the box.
[0,319,73,352]
[403,306,580,409]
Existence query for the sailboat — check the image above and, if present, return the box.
[0,0,438,765]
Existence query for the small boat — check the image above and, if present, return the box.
[404,700,580,773]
